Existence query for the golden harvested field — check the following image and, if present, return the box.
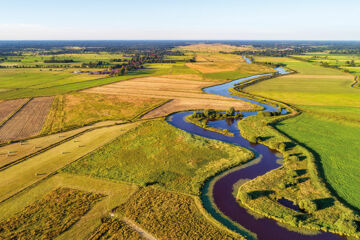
[0,120,118,170]
[0,97,54,143]
[0,122,138,203]
[0,98,29,124]
[184,53,274,79]
[41,92,165,134]
[84,76,258,117]
[178,43,256,52]
[142,98,259,119]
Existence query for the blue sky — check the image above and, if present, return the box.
[0,0,359,40]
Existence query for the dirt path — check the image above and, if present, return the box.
[123,217,157,240]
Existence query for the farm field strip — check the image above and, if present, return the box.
[0,187,104,240]
[0,122,139,203]
[0,120,120,171]
[83,75,259,118]
[84,77,255,101]
[0,173,139,240]
[0,97,54,143]
[142,98,258,119]
[0,98,29,125]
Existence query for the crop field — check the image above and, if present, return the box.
[291,53,360,73]
[0,63,198,100]
[0,53,131,68]
[1,41,360,239]
[88,218,144,240]
[0,120,118,170]
[0,187,104,240]
[185,53,275,81]
[0,69,107,89]
[142,98,261,119]
[84,76,259,117]
[0,122,138,202]
[117,187,241,239]
[0,96,54,143]
[0,98,28,123]
[0,173,139,239]
[41,92,166,134]
[63,120,253,195]
[177,43,256,53]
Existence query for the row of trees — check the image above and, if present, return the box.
[191,107,243,120]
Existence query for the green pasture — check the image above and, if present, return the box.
[277,113,360,210]
[248,56,360,211]
[0,62,199,100]
[63,120,253,195]
[1,53,131,67]
[247,57,360,107]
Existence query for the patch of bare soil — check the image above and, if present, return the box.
[0,97,54,143]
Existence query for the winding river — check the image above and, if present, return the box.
[166,58,342,240]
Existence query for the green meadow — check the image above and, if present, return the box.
[63,120,253,195]
[246,55,360,211]
[277,113,360,209]
[0,62,200,100]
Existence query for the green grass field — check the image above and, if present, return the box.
[246,56,360,213]
[63,120,253,195]
[277,114,360,209]
[0,62,201,100]
[248,57,359,107]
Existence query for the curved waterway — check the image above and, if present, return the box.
[166,58,343,240]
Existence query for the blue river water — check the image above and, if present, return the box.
[166,57,343,240]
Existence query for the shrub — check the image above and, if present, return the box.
[203,109,216,118]
[278,142,286,152]
[226,107,235,116]
[248,136,257,144]
[235,112,243,119]
[298,199,318,213]
[286,155,299,162]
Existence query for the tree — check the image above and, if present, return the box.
[226,107,235,116]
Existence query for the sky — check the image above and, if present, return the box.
[0,0,359,40]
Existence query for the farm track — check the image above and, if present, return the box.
[0,96,54,143]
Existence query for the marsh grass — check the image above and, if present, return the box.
[88,217,144,240]
[0,187,104,240]
[42,92,165,134]
[116,187,243,239]
[63,120,253,195]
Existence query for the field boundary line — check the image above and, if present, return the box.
[0,122,128,172]
[0,122,138,205]
[0,98,32,129]
[135,99,173,120]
